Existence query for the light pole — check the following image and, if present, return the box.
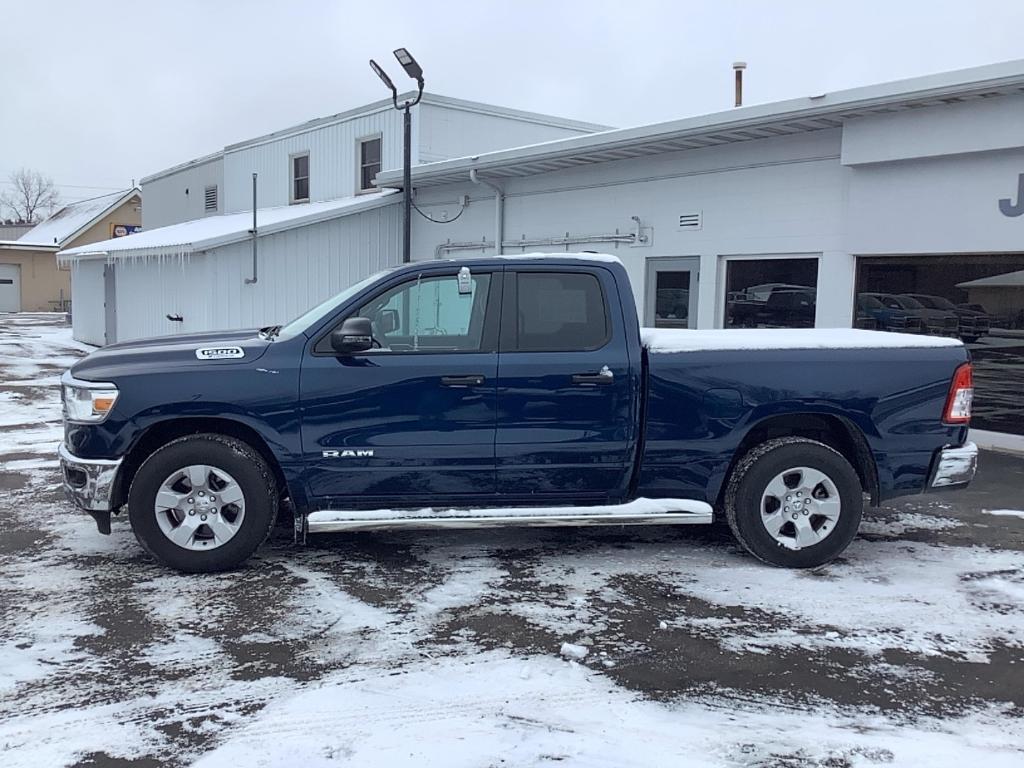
[370,48,424,264]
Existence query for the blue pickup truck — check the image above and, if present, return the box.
[59,254,977,572]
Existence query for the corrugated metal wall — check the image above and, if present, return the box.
[112,203,401,341]
[418,103,595,163]
[71,260,105,345]
[222,109,407,213]
[141,156,225,229]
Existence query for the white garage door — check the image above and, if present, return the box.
[0,264,20,312]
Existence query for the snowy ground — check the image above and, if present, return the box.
[1,313,1023,767]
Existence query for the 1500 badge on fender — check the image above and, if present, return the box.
[195,346,245,360]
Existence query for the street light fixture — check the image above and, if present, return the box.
[369,48,424,263]
[393,48,423,83]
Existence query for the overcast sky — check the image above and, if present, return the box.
[3,0,1023,204]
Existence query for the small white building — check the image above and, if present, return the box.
[138,93,609,229]
[60,93,608,344]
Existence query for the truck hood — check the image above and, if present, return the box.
[70,328,273,382]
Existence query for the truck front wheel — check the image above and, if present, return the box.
[724,437,862,568]
[127,434,278,573]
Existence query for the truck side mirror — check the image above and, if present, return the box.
[379,309,399,335]
[331,317,374,354]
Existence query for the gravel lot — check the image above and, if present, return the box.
[1,313,1023,767]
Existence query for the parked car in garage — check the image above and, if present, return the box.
[861,293,958,336]
[60,254,977,573]
[904,294,989,342]
[728,284,816,328]
[894,294,960,336]
[856,294,923,333]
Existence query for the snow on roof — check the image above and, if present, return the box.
[956,270,1024,289]
[641,327,964,353]
[18,189,138,247]
[59,190,399,261]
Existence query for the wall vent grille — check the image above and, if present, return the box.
[204,185,218,212]
[677,212,702,230]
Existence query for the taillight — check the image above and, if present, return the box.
[943,363,973,424]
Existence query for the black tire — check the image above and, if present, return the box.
[127,433,278,573]
[724,437,862,568]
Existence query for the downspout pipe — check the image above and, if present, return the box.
[470,169,504,255]
[245,172,258,284]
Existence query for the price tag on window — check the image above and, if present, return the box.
[457,266,472,295]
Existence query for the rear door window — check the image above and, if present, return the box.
[513,272,609,352]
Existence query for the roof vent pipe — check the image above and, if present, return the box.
[733,61,747,107]
[470,169,504,256]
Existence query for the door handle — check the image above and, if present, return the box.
[441,374,485,387]
[572,365,615,386]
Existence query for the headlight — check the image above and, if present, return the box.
[61,372,119,424]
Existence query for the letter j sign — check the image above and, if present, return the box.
[999,173,1024,217]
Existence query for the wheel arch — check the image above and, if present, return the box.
[713,411,879,509]
[112,416,290,510]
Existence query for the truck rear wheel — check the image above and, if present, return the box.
[127,434,278,573]
[724,437,862,568]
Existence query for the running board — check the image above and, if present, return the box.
[305,498,713,534]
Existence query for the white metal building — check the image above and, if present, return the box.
[138,93,609,229]
[61,62,1024,435]
[377,59,1024,437]
[61,93,607,345]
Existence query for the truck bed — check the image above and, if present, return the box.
[637,327,970,504]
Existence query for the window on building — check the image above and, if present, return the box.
[204,185,218,213]
[514,272,609,352]
[359,137,382,192]
[724,257,819,329]
[855,254,1024,435]
[653,271,692,328]
[345,272,493,352]
[291,152,310,203]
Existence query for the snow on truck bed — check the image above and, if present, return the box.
[641,327,964,353]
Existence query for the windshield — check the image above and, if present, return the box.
[897,296,924,309]
[924,295,956,310]
[276,268,396,340]
[858,294,884,309]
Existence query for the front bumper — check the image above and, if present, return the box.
[58,442,123,512]
[929,441,978,489]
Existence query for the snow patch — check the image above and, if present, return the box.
[860,512,964,536]
[189,653,1024,768]
[642,327,963,353]
[985,509,1024,520]
[559,642,590,660]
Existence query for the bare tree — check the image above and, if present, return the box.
[0,168,61,223]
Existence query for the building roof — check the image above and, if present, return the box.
[221,92,611,155]
[376,58,1024,188]
[0,223,34,239]
[140,92,611,186]
[0,240,59,252]
[16,188,140,247]
[957,270,1024,289]
[58,189,398,262]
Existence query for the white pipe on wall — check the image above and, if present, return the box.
[469,169,504,255]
